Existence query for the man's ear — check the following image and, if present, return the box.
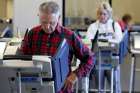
[58,15,61,20]
[58,15,61,23]
[37,13,40,16]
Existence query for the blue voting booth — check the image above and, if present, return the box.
[119,29,129,64]
[52,39,70,92]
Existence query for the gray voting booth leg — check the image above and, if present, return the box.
[17,72,22,93]
[111,68,114,93]
[114,65,121,93]
[129,54,136,93]
[129,54,140,93]
[98,50,102,93]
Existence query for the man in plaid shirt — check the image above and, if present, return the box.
[20,1,94,93]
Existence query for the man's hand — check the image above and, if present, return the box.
[63,72,78,90]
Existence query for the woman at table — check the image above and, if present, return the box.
[86,2,123,93]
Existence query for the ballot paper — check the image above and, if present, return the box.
[4,45,20,55]
[4,37,22,55]
[0,38,11,42]
[32,56,51,63]
[3,60,33,68]
[108,39,119,44]
[134,35,140,50]
[98,41,109,47]
[10,37,22,45]
[0,42,7,59]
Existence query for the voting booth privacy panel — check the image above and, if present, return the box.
[52,39,70,92]
[0,38,70,93]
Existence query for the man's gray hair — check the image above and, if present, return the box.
[39,1,60,16]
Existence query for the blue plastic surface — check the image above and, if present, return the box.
[52,39,70,92]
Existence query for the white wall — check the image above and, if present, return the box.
[66,0,109,19]
[0,0,14,19]
[13,0,62,37]
[66,0,140,23]
[66,0,101,18]
[113,0,140,23]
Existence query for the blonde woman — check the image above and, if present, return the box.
[87,2,122,93]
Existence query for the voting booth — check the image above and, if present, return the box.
[89,31,123,93]
[129,32,140,93]
[0,38,70,93]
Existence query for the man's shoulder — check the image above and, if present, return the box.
[31,25,42,32]
[62,26,74,36]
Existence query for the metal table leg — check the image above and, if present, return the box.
[129,54,136,93]
[114,65,121,93]
[98,50,102,93]
[111,68,114,93]
[17,72,22,93]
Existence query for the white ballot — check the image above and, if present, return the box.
[3,60,33,67]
